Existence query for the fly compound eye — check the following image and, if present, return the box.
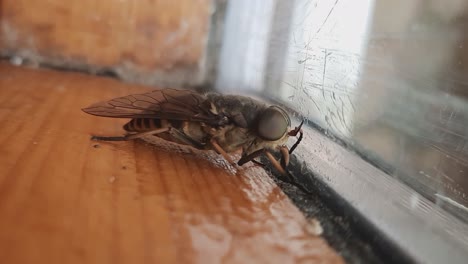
[257,106,290,141]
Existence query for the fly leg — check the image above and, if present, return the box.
[169,129,205,149]
[91,136,128,141]
[237,149,266,167]
[265,151,287,175]
[277,146,308,191]
[256,146,291,175]
[288,120,304,155]
[91,128,170,141]
[209,138,236,166]
[239,146,311,194]
[279,146,290,169]
[237,147,289,173]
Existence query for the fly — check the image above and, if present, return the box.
[82,89,303,175]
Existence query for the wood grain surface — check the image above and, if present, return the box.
[0,63,343,264]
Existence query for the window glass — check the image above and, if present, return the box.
[218,0,468,221]
[265,0,468,219]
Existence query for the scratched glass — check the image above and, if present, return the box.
[218,0,468,220]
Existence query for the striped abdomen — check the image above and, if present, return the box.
[123,118,183,132]
[123,118,210,149]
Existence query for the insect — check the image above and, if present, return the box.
[82,89,303,175]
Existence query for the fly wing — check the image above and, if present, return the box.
[82,89,224,125]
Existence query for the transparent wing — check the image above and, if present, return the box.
[82,89,224,125]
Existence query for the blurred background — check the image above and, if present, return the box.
[1,0,468,222]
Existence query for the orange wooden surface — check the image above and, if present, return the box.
[0,64,343,264]
[0,0,211,81]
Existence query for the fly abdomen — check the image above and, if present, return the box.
[123,118,183,132]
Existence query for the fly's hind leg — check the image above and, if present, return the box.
[91,128,170,141]
[125,128,170,140]
[91,135,128,141]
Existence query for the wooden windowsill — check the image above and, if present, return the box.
[0,63,343,263]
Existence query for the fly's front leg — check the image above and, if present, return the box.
[240,146,311,194]
[264,146,291,176]
[279,146,290,169]
[210,138,236,166]
[237,147,290,174]
[237,149,266,167]
[265,151,287,175]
